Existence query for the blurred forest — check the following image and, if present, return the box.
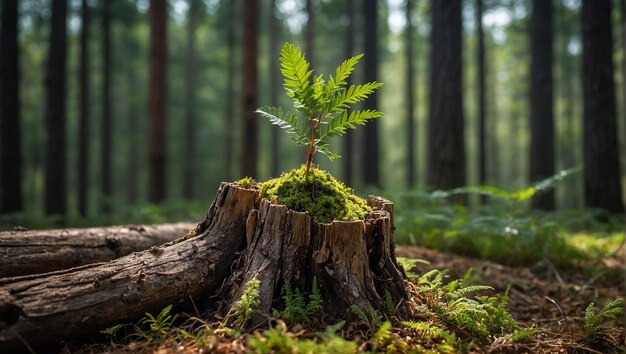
[0,0,625,226]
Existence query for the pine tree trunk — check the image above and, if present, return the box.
[476,0,487,203]
[0,184,408,350]
[77,0,90,216]
[101,0,112,214]
[581,0,624,214]
[0,0,23,213]
[269,0,280,177]
[183,0,199,199]
[342,0,355,186]
[241,0,258,178]
[427,0,466,199]
[362,0,381,187]
[405,0,416,188]
[148,0,168,203]
[529,0,555,210]
[44,0,68,216]
[0,223,194,278]
[223,0,236,181]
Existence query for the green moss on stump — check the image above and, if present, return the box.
[259,166,371,223]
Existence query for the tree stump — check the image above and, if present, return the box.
[223,189,409,327]
[0,182,408,351]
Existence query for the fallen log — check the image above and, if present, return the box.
[0,183,257,352]
[0,222,196,278]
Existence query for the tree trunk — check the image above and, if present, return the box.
[0,0,23,214]
[0,184,255,352]
[405,0,416,188]
[269,0,280,177]
[183,0,199,199]
[101,0,112,214]
[0,184,408,350]
[241,0,258,178]
[223,0,236,181]
[77,0,90,216]
[581,0,624,214]
[476,0,487,202]
[529,0,555,210]
[148,0,168,203]
[342,0,355,186]
[305,0,315,68]
[362,0,381,187]
[0,223,195,278]
[44,0,68,216]
[427,0,466,199]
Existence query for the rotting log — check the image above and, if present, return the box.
[0,223,196,278]
[0,183,258,352]
[0,182,409,351]
[223,194,409,327]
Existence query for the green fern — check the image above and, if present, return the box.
[584,298,623,340]
[306,277,324,316]
[351,304,383,333]
[274,278,324,325]
[257,42,383,175]
[230,278,261,330]
[140,304,175,342]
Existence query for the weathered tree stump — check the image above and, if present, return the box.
[223,191,408,327]
[0,182,408,351]
[0,223,195,278]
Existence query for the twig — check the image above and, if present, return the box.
[544,296,567,335]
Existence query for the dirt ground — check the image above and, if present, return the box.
[395,245,626,344]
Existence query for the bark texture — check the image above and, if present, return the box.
[362,0,381,187]
[529,0,555,210]
[0,223,195,278]
[581,0,624,214]
[0,184,256,352]
[427,0,466,198]
[241,0,258,178]
[77,0,90,216]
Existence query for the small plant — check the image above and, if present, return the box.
[351,304,383,334]
[230,278,261,330]
[236,176,253,188]
[257,42,383,176]
[139,304,175,342]
[273,278,324,324]
[583,298,623,341]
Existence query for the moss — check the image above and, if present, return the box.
[236,177,254,189]
[259,166,370,223]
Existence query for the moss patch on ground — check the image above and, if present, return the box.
[259,166,370,223]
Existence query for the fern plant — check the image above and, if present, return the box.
[257,42,383,176]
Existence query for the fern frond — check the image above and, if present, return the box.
[327,54,363,92]
[326,82,383,114]
[256,106,309,147]
[315,141,340,161]
[323,109,383,138]
[448,285,494,300]
[280,43,313,99]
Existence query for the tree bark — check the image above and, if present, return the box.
[223,0,236,181]
[362,0,381,187]
[0,0,23,214]
[405,0,416,188]
[77,0,90,216]
[305,0,315,68]
[581,0,624,214]
[101,0,112,214]
[427,0,466,200]
[342,0,355,186]
[0,184,256,352]
[529,0,555,210]
[241,0,258,178]
[0,223,195,278]
[148,0,168,203]
[269,0,280,177]
[44,0,68,216]
[183,0,199,199]
[476,0,487,202]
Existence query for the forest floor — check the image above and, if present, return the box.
[72,243,624,353]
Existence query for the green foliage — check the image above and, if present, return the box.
[509,325,537,343]
[100,323,127,338]
[260,165,370,223]
[139,305,175,342]
[230,278,261,330]
[236,176,253,188]
[351,304,383,334]
[402,321,459,352]
[257,42,383,172]
[248,322,357,354]
[584,298,624,341]
[273,278,324,325]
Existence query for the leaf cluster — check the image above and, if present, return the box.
[257,43,383,163]
[272,278,324,325]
